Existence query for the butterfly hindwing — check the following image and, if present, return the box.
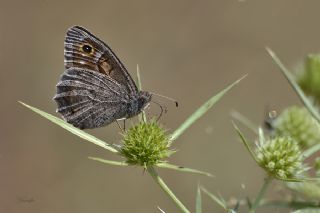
[54,68,127,129]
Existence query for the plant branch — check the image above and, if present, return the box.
[249,176,273,213]
[147,166,190,213]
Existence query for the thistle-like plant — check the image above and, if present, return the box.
[20,47,320,213]
[196,49,320,213]
[20,66,245,213]
[120,121,173,167]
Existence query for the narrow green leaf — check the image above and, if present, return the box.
[276,176,305,182]
[232,122,259,163]
[157,206,166,213]
[200,186,227,210]
[170,75,247,143]
[88,157,129,166]
[196,184,202,213]
[287,181,320,200]
[293,209,320,213]
[136,64,147,122]
[136,64,143,90]
[266,47,320,123]
[261,200,320,209]
[277,174,316,182]
[230,110,258,134]
[19,101,118,153]
[156,162,213,177]
[258,127,265,146]
[303,143,320,159]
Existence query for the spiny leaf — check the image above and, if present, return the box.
[200,186,228,210]
[156,162,213,177]
[230,110,258,134]
[232,122,259,163]
[196,184,202,213]
[266,47,320,124]
[19,101,118,153]
[170,75,247,143]
[303,143,320,159]
[88,157,129,166]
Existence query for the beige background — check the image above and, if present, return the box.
[1,0,319,212]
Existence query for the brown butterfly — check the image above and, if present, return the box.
[53,26,152,129]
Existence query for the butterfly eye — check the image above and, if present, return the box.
[82,44,93,54]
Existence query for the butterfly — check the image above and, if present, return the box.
[53,26,152,129]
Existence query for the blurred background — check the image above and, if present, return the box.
[1,0,320,212]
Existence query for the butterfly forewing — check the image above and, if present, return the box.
[64,26,138,94]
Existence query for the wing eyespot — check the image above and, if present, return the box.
[81,44,94,54]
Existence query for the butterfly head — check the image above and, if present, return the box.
[125,91,151,118]
[138,91,152,111]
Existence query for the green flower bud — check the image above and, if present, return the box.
[120,121,174,167]
[273,106,320,149]
[255,136,304,179]
[297,54,320,104]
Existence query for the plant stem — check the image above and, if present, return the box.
[249,176,272,213]
[147,166,190,213]
[136,65,147,122]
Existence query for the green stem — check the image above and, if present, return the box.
[147,166,190,213]
[136,65,147,122]
[249,177,272,213]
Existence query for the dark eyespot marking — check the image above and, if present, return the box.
[82,44,93,53]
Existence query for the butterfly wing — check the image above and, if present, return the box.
[55,26,151,129]
[64,26,138,95]
[54,68,128,129]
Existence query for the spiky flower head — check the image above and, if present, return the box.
[272,106,320,149]
[120,121,174,167]
[255,136,305,180]
[297,54,320,104]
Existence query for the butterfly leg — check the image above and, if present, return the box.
[123,120,126,132]
[116,120,125,133]
[151,101,166,122]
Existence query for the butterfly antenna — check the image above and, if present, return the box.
[151,101,167,122]
[150,92,179,107]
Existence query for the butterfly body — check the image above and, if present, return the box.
[54,26,151,129]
